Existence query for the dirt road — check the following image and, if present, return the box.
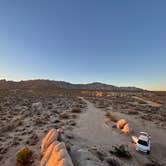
[72,98,166,166]
[73,98,128,146]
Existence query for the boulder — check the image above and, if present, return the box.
[41,129,59,153]
[40,129,73,166]
[121,123,129,134]
[116,119,126,129]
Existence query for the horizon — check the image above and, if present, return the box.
[0,1,166,91]
[0,78,164,91]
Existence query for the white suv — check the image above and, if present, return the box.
[135,132,151,154]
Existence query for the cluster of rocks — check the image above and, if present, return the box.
[40,129,73,166]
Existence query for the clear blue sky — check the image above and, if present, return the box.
[0,0,166,90]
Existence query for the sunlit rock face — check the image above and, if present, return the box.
[116,119,126,129]
[40,129,73,166]
[122,123,129,134]
[96,91,104,97]
[117,119,129,134]
[41,129,59,153]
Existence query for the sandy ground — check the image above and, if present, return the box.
[132,96,162,107]
[72,97,166,166]
[0,91,166,166]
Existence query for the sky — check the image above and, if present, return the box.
[0,0,166,90]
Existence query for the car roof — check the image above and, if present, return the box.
[139,135,149,142]
[140,132,148,135]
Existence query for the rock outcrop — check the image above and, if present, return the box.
[117,119,129,134]
[116,119,126,129]
[40,129,73,166]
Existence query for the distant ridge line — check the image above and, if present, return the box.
[0,79,144,91]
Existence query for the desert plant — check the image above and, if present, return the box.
[138,100,146,104]
[105,112,117,122]
[145,164,163,166]
[16,147,33,166]
[71,107,81,113]
[106,158,120,166]
[145,155,163,166]
[110,144,131,159]
[59,112,70,119]
[127,109,139,115]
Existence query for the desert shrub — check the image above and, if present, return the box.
[106,158,120,166]
[127,109,139,115]
[138,100,146,104]
[105,112,117,122]
[71,107,81,113]
[72,114,77,119]
[59,112,70,119]
[14,119,23,127]
[34,117,46,126]
[16,147,32,166]
[145,164,162,166]
[0,124,13,133]
[110,144,131,159]
[146,156,163,166]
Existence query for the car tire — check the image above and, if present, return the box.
[147,151,150,154]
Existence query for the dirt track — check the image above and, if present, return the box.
[72,98,166,166]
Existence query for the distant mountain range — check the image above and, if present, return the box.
[0,79,143,91]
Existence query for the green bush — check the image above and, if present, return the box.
[16,147,32,166]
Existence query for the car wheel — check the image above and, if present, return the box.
[147,151,150,154]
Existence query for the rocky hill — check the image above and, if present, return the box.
[0,79,143,91]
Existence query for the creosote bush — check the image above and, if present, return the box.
[110,144,131,159]
[59,112,70,119]
[105,112,117,122]
[16,147,33,166]
[106,158,120,166]
[71,107,81,113]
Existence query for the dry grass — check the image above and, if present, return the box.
[59,112,70,119]
[105,112,117,122]
[16,147,32,166]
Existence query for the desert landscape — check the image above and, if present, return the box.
[0,1,165,165]
[0,80,166,166]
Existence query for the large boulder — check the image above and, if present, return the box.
[116,119,130,134]
[40,129,73,166]
[41,129,59,153]
[116,119,126,129]
[121,123,129,134]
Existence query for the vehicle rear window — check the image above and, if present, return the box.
[138,139,148,146]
